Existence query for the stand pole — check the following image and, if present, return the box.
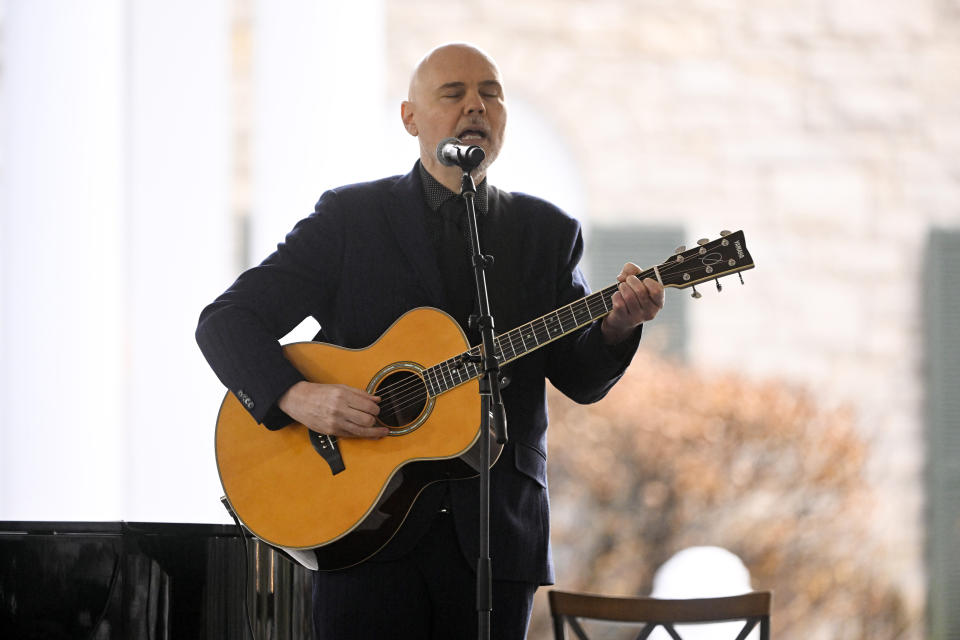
[457,169,508,640]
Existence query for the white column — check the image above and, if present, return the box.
[0,0,388,524]
[122,0,233,522]
[0,0,126,519]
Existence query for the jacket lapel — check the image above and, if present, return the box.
[483,186,525,330]
[385,164,445,305]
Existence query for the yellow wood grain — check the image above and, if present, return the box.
[215,307,480,549]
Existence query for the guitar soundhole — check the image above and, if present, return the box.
[374,370,428,431]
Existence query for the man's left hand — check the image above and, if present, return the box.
[600,263,665,345]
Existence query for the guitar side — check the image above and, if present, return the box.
[215,307,494,568]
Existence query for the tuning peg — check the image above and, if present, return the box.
[697,238,709,246]
[674,245,686,254]
[739,273,745,285]
[691,286,702,299]
[715,278,722,292]
[720,230,731,237]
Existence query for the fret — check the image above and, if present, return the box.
[561,305,578,332]
[495,336,510,361]
[533,318,545,343]
[517,328,530,352]
[530,318,544,344]
[544,312,563,339]
[433,366,445,395]
[439,360,454,392]
[500,334,517,361]
[572,299,592,324]
[500,333,512,358]
[587,292,607,317]
[509,330,524,356]
[522,324,539,348]
[601,287,614,312]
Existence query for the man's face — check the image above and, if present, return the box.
[401,45,507,185]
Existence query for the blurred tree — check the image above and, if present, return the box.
[530,353,913,639]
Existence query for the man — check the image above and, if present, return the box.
[196,43,664,639]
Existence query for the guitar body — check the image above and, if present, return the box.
[215,307,499,570]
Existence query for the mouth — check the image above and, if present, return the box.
[458,128,487,143]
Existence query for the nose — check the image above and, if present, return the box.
[464,91,485,115]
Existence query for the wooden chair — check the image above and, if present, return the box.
[548,590,772,640]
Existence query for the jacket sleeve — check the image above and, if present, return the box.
[544,219,643,404]
[195,190,345,427]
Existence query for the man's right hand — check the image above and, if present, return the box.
[277,381,388,439]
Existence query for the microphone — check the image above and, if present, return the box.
[436,137,485,170]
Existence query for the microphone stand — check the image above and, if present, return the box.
[456,167,509,640]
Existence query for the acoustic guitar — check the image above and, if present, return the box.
[215,231,754,570]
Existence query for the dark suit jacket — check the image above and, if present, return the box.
[196,163,641,585]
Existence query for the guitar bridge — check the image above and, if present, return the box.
[309,431,345,475]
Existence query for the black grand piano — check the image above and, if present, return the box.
[0,520,312,639]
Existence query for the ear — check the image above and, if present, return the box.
[400,101,418,136]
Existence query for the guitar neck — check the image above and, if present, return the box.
[422,278,634,398]
[422,229,755,398]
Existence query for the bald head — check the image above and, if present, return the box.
[407,43,501,100]
[400,43,507,191]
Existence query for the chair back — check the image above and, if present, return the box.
[548,590,771,640]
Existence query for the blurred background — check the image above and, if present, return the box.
[1,0,958,638]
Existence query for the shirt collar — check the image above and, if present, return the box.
[418,161,489,215]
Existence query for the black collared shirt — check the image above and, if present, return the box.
[417,162,488,342]
[417,161,489,215]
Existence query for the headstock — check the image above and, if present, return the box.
[654,230,754,297]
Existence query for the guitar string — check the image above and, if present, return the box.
[376,291,621,418]
[373,293,615,418]
[373,294,607,408]
[373,256,747,419]
[370,289,614,409]
[374,286,620,406]
[372,279,633,416]
[377,255,746,415]
[372,255,748,419]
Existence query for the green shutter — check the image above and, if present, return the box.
[585,225,687,359]
[925,229,960,640]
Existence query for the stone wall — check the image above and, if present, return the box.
[387,0,960,633]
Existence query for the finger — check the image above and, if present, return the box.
[616,262,641,283]
[335,385,381,415]
[341,421,390,439]
[616,277,645,313]
[639,278,665,308]
[616,276,662,322]
[322,406,387,438]
[346,394,381,416]
[338,384,380,402]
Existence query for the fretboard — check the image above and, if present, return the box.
[422,270,652,397]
